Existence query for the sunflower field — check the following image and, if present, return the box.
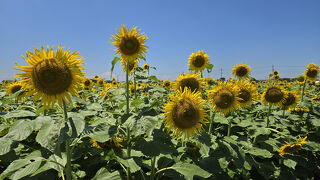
[0,25,320,180]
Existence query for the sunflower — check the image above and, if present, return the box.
[14,45,85,109]
[188,50,209,73]
[90,136,124,149]
[120,59,138,75]
[81,77,92,90]
[112,80,118,86]
[235,80,257,108]
[5,81,23,95]
[304,63,319,81]
[111,25,148,62]
[163,80,171,88]
[278,136,307,156]
[296,74,305,84]
[94,75,99,79]
[269,73,273,78]
[261,84,287,106]
[280,91,299,109]
[232,63,251,79]
[174,73,203,93]
[143,63,149,71]
[274,75,280,80]
[208,81,240,115]
[163,88,208,139]
[311,97,320,102]
[96,78,104,87]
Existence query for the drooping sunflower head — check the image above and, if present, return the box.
[188,50,209,73]
[261,84,287,106]
[208,82,240,115]
[280,91,299,109]
[143,63,149,71]
[278,136,307,156]
[97,78,104,87]
[120,59,138,75]
[232,63,251,79]
[304,63,319,81]
[162,88,208,139]
[111,25,148,62]
[235,80,257,108]
[14,45,85,109]
[174,73,203,93]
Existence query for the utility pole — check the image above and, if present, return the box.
[272,65,274,72]
[220,68,223,78]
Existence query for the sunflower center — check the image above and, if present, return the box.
[306,68,318,78]
[99,80,103,85]
[32,58,72,95]
[172,98,200,129]
[297,76,305,82]
[265,87,283,103]
[214,90,234,109]
[238,89,251,103]
[282,93,296,106]
[120,38,140,55]
[236,67,248,77]
[179,78,200,92]
[11,85,22,94]
[84,80,91,86]
[193,56,205,68]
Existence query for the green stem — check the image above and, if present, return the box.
[227,117,232,137]
[267,105,271,128]
[150,156,156,180]
[134,70,137,99]
[63,101,72,180]
[208,110,215,134]
[126,61,130,115]
[301,79,307,101]
[282,108,286,118]
[126,127,131,180]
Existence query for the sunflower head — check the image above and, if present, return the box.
[174,73,203,93]
[232,63,251,79]
[94,75,100,79]
[5,81,25,99]
[120,59,138,75]
[304,63,319,81]
[163,80,171,88]
[261,84,287,106]
[14,45,85,109]
[296,74,305,84]
[281,91,299,109]
[269,73,273,78]
[97,78,104,87]
[235,80,257,107]
[162,88,208,139]
[188,50,209,73]
[111,25,148,62]
[278,136,307,156]
[143,63,149,71]
[273,70,279,76]
[274,75,280,80]
[208,82,240,115]
[82,77,92,88]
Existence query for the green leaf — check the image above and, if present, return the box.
[110,57,120,79]
[116,157,141,173]
[88,125,117,142]
[130,98,144,107]
[247,147,273,158]
[169,162,211,179]
[206,63,214,73]
[31,153,67,176]
[4,110,36,119]
[4,120,34,141]
[0,138,13,155]
[10,161,42,180]
[36,121,63,152]
[150,66,157,70]
[92,168,121,180]
[150,75,159,82]
[310,117,320,126]
[125,116,158,137]
[283,159,297,169]
[87,103,103,111]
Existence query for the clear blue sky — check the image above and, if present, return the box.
[1,0,319,81]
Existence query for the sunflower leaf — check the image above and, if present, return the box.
[206,63,214,73]
[110,56,120,79]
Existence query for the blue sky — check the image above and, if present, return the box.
[0,0,319,81]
